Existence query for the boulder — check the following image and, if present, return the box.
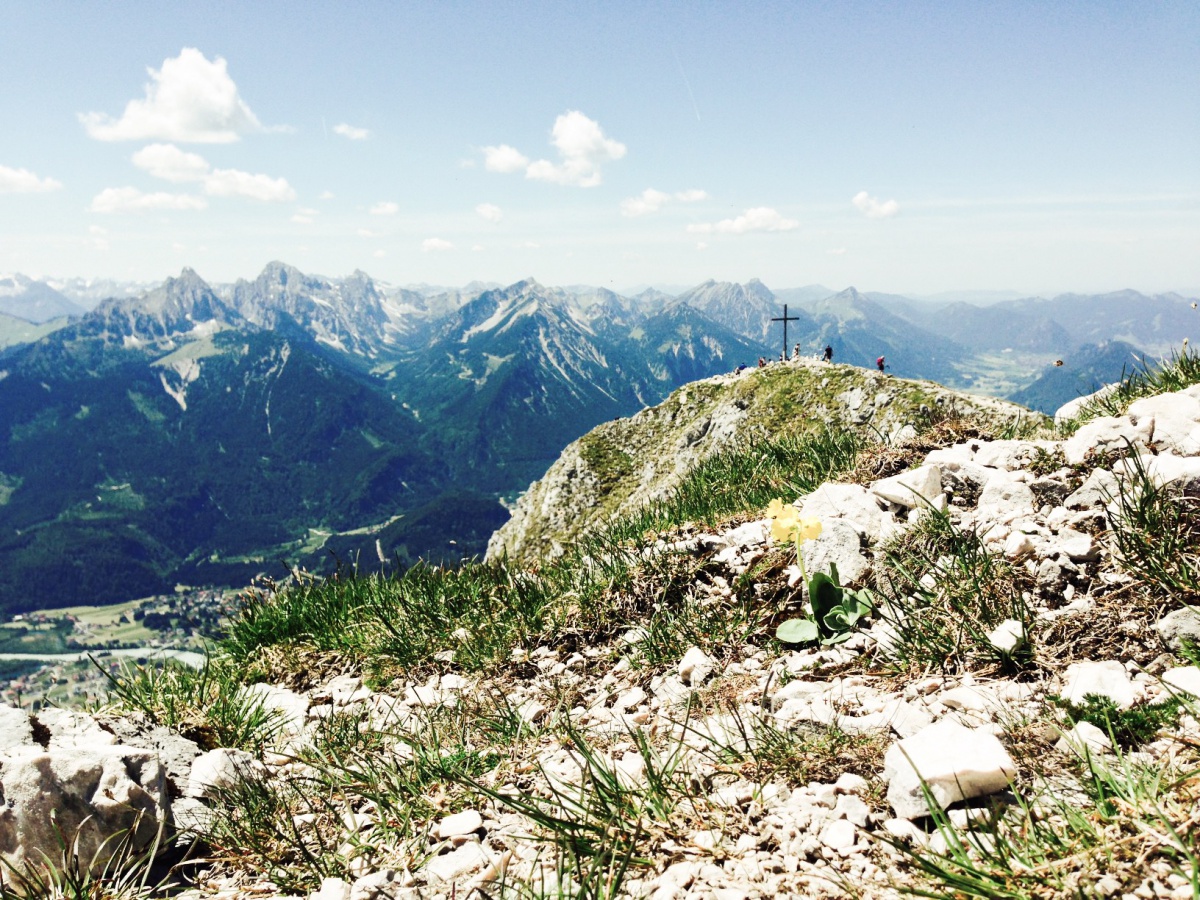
[1162,666,1200,698]
[972,440,1058,472]
[187,747,265,799]
[1059,660,1138,710]
[0,744,168,876]
[1064,469,1118,511]
[1063,416,1153,466]
[883,719,1017,819]
[801,519,871,586]
[1156,607,1200,652]
[871,465,943,510]
[977,476,1036,520]
[797,483,895,543]
[1055,384,1120,425]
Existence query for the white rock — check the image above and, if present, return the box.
[186,747,265,799]
[973,440,1057,472]
[1003,532,1034,559]
[1121,453,1200,491]
[1060,660,1138,710]
[1055,721,1113,756]
[312,877,351,900]
[241,682,309,735]
[883,719,1017,818]
[35,708,118,751]
[1055,384,1120,424]
[986,619,1027,655]
[797,482,895,542]
[871,465,943,510]
[1055,528,1099,562]
[1063,415,1153,466]
[819,818,857,853]
[878,699,935,739]
[424,841,489,884]
[679,646,716,687]
[0,706,33,750]
[437,809,483,839]
[801,519,871,586]
[517,699,548,724]
[1156,607,1200,652]
[1065,469,1119,510]
[977,477,1036,519]
[613,686,647,711]
[722,520,770,548]
[1162,666,1200,698]
[0,744,167,876]
[834,794,871,827]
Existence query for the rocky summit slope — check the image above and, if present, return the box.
[7,361,1200,900]
[488,358,1035,563]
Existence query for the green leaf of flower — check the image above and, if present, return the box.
[776,617,820,644]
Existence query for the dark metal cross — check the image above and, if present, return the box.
[771,304,801,359]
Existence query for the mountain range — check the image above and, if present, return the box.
[0,263,1194,613]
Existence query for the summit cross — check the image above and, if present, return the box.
[771,304,801,359]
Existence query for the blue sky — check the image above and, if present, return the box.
[1,1,1197,295]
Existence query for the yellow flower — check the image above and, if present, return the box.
[771,517,797,543]
[766,498,799,542]
[796,517,823,542]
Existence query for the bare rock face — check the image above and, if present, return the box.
[0,708,170,878]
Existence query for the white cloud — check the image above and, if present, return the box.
[471,244,484,251]
[291,208,317,224]
[827,247,848,255]
[370,201,399,215]
[621,187,708,217]
[523,241,540,249]
[130,143,292,201]
[852,190,899,219]
[333,122,370,141]
[620,188,670,217]
[88,187,208,213]
[421,238,454,252]
[475,202,503,223]
[80,48,263,143]
[524,111,626,187]
[482,144,529,173]
[131,143,210,182]
[88,225,109,251]
[357,228,376,237]
[0,164,62,193]
[373,249,387,258]
[696,242,708,250]
[319,190,335,200]
[204,168,295,202]
[687,207,799,234]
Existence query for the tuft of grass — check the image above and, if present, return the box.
[1107,450,1200,601]
[95,654,284,752]
[888,748,1200,900]
[1059,344,1200,435]
[871,508,1035,675]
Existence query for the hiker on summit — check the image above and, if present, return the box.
[793,342,802,360]
[877,355,886,373]
[823,344,833,362]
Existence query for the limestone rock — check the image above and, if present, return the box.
[679,646,716,687]
[800,519,871,586]
[883,719,1017,818]
[436,809,483,839]
[1065,469,1118,510]
[424,841,489,884]
[1162,666,1200,698]
[1156,607,1200,652]
[871,465,943,510]
[797,482,895,542]
[1060,660,1137,710]
[1055,721,1113,756]
[0,744,168,876]
[187,747,265,799]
